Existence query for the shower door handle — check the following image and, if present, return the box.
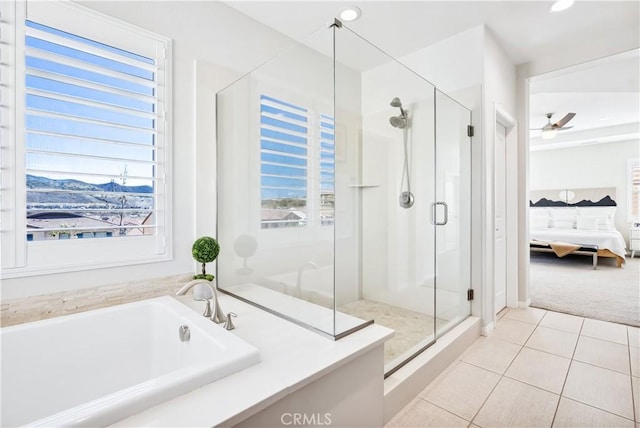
[431,201,449,226]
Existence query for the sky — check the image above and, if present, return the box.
[25,20,156,188]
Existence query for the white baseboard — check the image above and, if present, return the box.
[481,321,495,336]
[518,299,531,308]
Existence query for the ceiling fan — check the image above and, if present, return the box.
[531,112,576,139]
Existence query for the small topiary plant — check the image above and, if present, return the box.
[192,236,220,281]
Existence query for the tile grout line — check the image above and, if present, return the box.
[627,327,637,423]
[522,343,574,361]
[466,308,545,426]
[416,395,473,425]
[550,316,585,427]
[580,331,631,347]
[566,358,633,377]
[560,396,637,424]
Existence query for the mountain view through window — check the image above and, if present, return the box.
[24,20,158,241]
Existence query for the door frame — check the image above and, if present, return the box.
[494,120,508,313]
[494,105,518,311]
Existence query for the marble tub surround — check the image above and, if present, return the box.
[1,273,192,327]
[112,293,394,427]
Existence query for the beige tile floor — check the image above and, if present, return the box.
[387,307,640,428]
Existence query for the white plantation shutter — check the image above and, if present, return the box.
[260,94,309,228]
[319,114,335,225]
[630,159,640,219]
[1,0,172,275]
[258,94,336,229]
[24,19,163,238]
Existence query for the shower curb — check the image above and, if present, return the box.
[383,316,481,423]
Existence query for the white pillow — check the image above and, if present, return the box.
[552,215,576,228]
[549,207,577,228]
[596,216,615,231]
[549,207,577,217]
[577,206,616,218]
[576,215,598,230]
[531,216,550,229]
[530,207,550,216]
[554,220,575,229]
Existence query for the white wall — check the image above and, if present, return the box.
[530,140,640,244]
[359,25,502,324]
[482,29,517,321]
[388,25,517,326]
[360,59,438,314]
[2,1,295,300]
[400,26,485,95]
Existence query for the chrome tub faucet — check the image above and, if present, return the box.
[176,279,227,324]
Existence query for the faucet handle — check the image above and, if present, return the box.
[202,298,213,318]
[223,312,237,330]
[193,293,213,318]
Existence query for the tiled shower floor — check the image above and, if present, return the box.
[339,299,448,364]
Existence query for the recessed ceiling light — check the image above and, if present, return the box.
[550,0,575,12]
[599,116,610,121]
[340,6,362,22]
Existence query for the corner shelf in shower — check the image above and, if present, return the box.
[348,184,381,189]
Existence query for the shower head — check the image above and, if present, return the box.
[389,115,407,129]
[390,97,407,117]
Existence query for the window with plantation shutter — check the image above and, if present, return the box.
[260,94,309,229]
[629,159,640,221]
[259,94,335,229]
[1,0,172,276]
[24,20,160,240]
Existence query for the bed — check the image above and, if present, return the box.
[529,188,627,268]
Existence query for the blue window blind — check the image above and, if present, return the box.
[319,114,335,226]
[24,20,158,240]
[260,95,309,228]
[259,95,335,229]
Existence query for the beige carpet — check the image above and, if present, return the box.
[338,299,447,364]
[529,252,640,327]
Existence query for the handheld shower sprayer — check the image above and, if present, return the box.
[389,97,414,209]
[389,97,408,128]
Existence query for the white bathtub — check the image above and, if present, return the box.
[1,296,260,427]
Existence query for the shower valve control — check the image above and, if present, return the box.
[399,191,415,209]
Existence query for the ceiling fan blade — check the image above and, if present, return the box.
[556,126,573,131]
[552,112,576,129]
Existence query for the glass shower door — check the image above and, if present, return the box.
[434,90,472,337]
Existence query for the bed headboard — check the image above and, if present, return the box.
[530,187,616,207]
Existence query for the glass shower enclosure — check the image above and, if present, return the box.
[216,19,471,376]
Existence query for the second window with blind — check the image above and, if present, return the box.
[259,94,335,230]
